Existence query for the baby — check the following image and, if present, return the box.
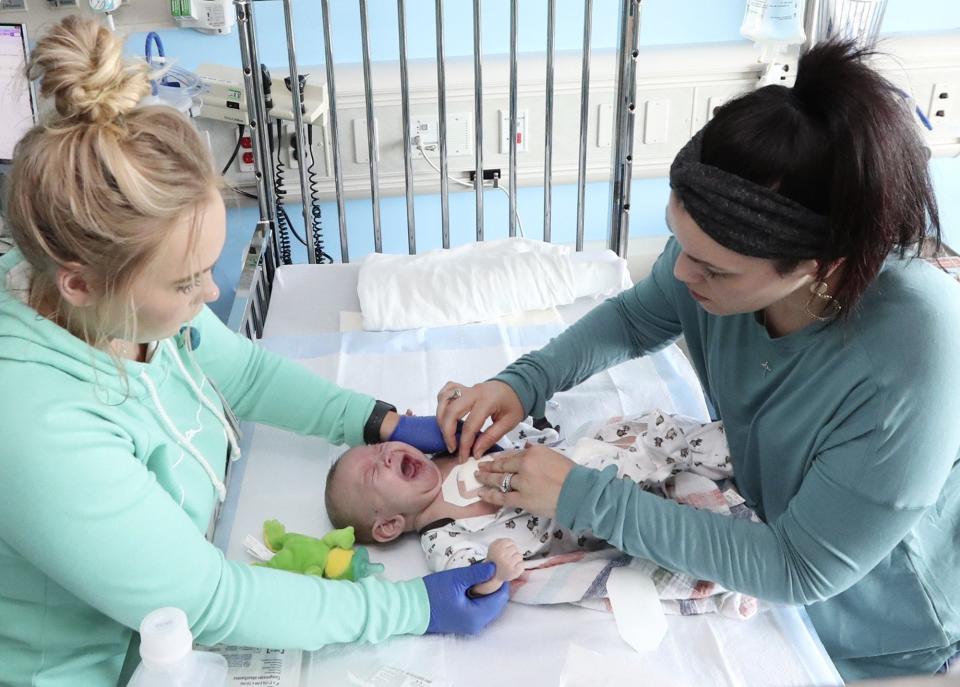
[325,411,734,597]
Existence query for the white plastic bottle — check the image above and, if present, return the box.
[128,608,228,687]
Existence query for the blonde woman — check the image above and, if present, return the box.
[0,17,505,686]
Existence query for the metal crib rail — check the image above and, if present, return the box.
[233,0,278,273]
[359,0,383,254]
[608,0,642,259]
[435,0,451,249]
[576,0,594,252]
[230,0,644,339]
[507,0,518,238]
[398,0,417,255]
[280,0,314,263]
[472,0,484,243]
[320,0,349,264]
[542,0,556,244]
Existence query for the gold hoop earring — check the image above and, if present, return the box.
[804,281,841,321]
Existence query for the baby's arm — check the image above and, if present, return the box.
[470,538,524,596]
[423,529,524,596]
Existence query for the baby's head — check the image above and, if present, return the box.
[325,441,442,544]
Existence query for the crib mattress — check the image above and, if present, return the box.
[216,259,843,687]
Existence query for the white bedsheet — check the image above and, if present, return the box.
[216,292,843,687]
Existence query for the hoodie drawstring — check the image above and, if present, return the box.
[137,340,243,503]
[140,370,227,502]
[164,339,242,462]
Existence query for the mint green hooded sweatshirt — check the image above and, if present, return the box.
[0,250,429,686]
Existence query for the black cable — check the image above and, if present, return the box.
[273,120,308,262]
[273,120,294,264]
[220,123,246,176]
[306,124,332,264]
[227,185,258,200]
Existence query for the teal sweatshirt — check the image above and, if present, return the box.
[0,250,429,687]
[496,238,960,681]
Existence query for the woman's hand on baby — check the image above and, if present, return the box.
[436,380,524,461]
[422,562,509,635]
[475,444,575,518]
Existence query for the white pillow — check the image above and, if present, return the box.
[357,238,629,331]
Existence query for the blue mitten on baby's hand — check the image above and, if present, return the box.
[388,415,503,456]
[422,562,509,635]
[388,415,449,453]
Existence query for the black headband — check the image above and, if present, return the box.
[668,128,829,260]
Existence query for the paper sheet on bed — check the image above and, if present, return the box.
[216,303,842,687]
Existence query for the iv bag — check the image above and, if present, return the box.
[740,0,807,59]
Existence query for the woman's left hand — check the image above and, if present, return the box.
[475,445,575,518]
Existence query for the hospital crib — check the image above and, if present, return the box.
[214,2,844,684]
[226,0,643,339]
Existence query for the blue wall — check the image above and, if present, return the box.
[123,0,960,321]
[129,0,960,70]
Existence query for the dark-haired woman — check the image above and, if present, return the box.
[437,40,960,680]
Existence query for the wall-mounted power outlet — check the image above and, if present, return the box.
[499,110,528,154]
[414,113,472,156]
[280,121,329,178]
[237,131,255,173]
[928,82,955,128]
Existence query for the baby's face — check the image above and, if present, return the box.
[334,442,442,522]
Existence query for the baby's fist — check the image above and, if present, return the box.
[487,538,525,582]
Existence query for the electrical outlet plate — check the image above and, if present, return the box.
[643,99,671,145]
[353,118,379,165]
[499,110,529,154]
[414,117,439,149]
[268,119,330,198]
[928,82,955,128]
[596,103,613,148]
[414,113,472,156]
[691,84,752,132]
[279,119,328,178]
[237,131,255,173]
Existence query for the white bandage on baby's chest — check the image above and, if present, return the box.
[441,456,493,506]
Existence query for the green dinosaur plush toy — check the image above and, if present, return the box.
[256,519,384,581]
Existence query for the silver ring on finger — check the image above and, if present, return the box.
[447,387,462,401]
[500,472,514,494]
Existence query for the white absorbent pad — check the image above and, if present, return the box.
[440,456,493,507]
[356,238,630,331]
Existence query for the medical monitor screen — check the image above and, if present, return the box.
[0,23,35,163]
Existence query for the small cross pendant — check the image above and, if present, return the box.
[761,361,772,376]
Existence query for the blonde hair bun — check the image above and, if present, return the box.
[28,15,150,126]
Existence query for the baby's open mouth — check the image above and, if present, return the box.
[401,455,419,479]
